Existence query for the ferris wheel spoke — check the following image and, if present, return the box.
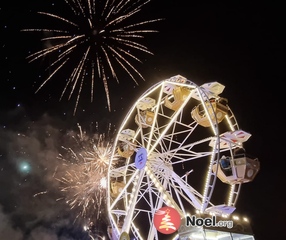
[145,82,165,151]
[148,91,193,153]
[163,138,215,164]
[121,169,145,233]
[170,170,203,209]
[145,165,184,216]
[227,183,241,207]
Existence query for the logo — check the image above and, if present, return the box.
[135,147,147,169]
[186,215,233,229]
[153,206,181,234]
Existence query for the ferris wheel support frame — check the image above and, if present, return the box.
[106,75,258,240]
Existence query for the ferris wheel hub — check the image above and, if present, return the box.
[135,147,147,169]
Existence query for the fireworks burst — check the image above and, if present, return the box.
[22,0,163,114]
[56,123,116,222]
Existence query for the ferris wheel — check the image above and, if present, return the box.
[106,75,260,240]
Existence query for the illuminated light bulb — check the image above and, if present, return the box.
[232,215,239,220]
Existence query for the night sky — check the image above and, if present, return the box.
[1,1,285,240]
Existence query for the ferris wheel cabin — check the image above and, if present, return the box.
[213,149,260,185]
[164,86,191,111]
[191,97,229,127]
[134,97,156,128]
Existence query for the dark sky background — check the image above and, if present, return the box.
[1,1,285,240]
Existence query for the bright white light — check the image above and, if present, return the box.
[232,215,239,220]
[100,177,107,189]
[18,161,31,174]
[243,217,249,222]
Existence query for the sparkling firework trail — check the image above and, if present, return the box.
[56,123,116,222]
[22,0,163,115]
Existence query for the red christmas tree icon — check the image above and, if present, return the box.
[159,209,176,232]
